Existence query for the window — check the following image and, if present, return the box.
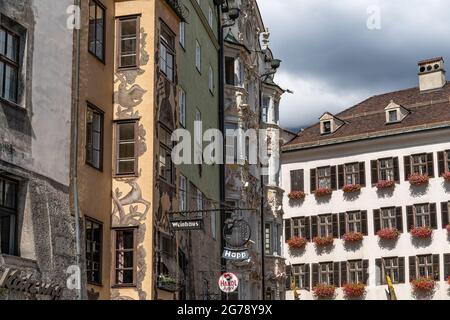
[0,26,19,103]
[208,6,214,28]
[417,255,433,278]
[381,207,396,229]
[0,177,17,255]
[211,210,216,239]
[160,24,175,82]
[346,211,361,233]
[347,260,364,284]
[86,218,102,284]
[179,175,187,211]
[292,217,306,238]
[179,22,185,48]
[317,166,331,189]
[114,228,136,286]
[322,121,331,134]
[86,104,103,170]
[264,223,271,254]
[344,163,359,185]
[225,122,238,162]
[318,214,332,237]
[261,96,270,123]
[383,257,399,284]
[225,57,235,85]
[414,204,430,228]
[446,151,450,172]
[319,262,334,285]
[116,121,137,175]
[208,65,214,93]
[195,40,201,72]
[179,88,186,127]
[412,154,427,175]
[88,0,105,61]
[379,158,394,181]
[290,169,304,192]
[159,125,173,184]
[388,110,398,123]
[118,17,139,68]
[293,264,307,289]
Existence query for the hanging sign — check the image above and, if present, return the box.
[170,219,203,230]
[218,272,239,293]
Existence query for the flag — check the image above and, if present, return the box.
[386,274,397,300]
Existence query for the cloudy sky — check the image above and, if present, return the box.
[257,0,450,131]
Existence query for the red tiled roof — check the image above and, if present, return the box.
[283,82,450,151]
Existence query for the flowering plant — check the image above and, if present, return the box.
[343,232,364,243]
[343,283,366,298]
[411,277,435,293]
[376,228,400,240]
[442,172,450,182]
[313,284,336,299]
[448,276,450,285]
[314,187,333,197]
[287,236,307,250]
[446,224,450,233]
[376,180,395,189]
[410,226,433,239]
[288,191,306,200]
[408,173,429,186]
[343,184,361,193]
[313,235,334,247]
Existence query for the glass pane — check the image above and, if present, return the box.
[119,123,135,141]
[93,131,101,150]
[4,65,17,102]
[120,55,136,68]
[118,160,134,174]
[93,113,101,131]
[4,181,16,209]
[93,150,100,168]
[0,61,4,98]
[0,215,11,254]
[0,29,5,55]
[121,38,136,55]
[117,269,133,284]
[88,3,96,53]
[119,142,134,158]
[6,34,18,62]
[0,180,3,205]
[121,19,137,37]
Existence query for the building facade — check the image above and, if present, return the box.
[282,57,450,300]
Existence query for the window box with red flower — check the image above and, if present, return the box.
[314,187,333,197]
[375,180,395,190]
[286,236,307,250]
[408,173,429,186]
[288,191,306,200]
[443,172,450,183]
[343,184,361,193]
[313,284,336,299]
[343,231,364,243]
[410,226,433,239]
[446,224,450,234]
[376,228,400,240]
[448,276,450,285]
[343,283,366,298]
[313,235,334,247]
[411,277,435,293]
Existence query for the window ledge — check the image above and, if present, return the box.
[0,254,38,270]
[0,97,26,112]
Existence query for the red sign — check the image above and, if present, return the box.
[218,272,239,293]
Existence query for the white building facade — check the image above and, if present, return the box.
[281,57,450,300]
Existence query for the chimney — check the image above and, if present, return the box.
[418,57,446,92]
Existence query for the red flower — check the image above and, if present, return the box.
[376,180,395,189]
[410,226,433,239]
[343,283,366,298]
[287,236,307,250]
[343,232,364,243]
[313,284,336,299]
[314,187,333,197]
[411,277,435,293]
[313,235,334,247]
[288,191,306,200]
[408,173,429,186]
[446,224,450,233]
[442,172,450,182]
[448,276,450,285]
[376,228,400,240]
[343,184,361,193]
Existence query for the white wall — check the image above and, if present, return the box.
[281,128,450,300]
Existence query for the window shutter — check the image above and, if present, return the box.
[338,165,344,189]
[444,254,450,281]
[371,160,379,185]
[311,216,318,239]
[305,264,311,291]
[333,262,340,287]
[441,202,449,229]
[393,157,400,183]
[285,265,292,290]
[398,257,405,284]
[284,219,291,242]
[332,213,339,238]
[361,210,368,236]
[430,203,437,229]
[375,259,382,285]
[310,169,317,193]
[432,254,440,281]
[312,263,319,287]
[339,212,346,238]
[340,262,347,286]
[406,206,414,231]
[404,156,411,180]
[363,260,369,285]
[427,153,435,178]
[396,207,403,233]
[330,166,337,190]
[304,217,311,241]
[290,169,304,192]
[373,209,381,234]
[438,151,446,177]
[359,162,366,187]
[409,256,416,281]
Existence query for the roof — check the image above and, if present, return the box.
[283,82,450,152]
[418,57,443,65]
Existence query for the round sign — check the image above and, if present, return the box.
[223,219,251,248]
[218,272,239,293]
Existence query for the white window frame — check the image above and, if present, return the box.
[195,40,201,72]
[208,6,213,28]
[179,87,186,127]
[208,65,214,93]
[179,175,187,211]
[179,22,185,48]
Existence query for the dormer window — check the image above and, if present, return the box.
[385,100,409,124]
[322,121,332,134]
[319,112,344,135]
[388,110,398,123]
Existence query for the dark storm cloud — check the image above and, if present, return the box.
[257,0,450,131]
